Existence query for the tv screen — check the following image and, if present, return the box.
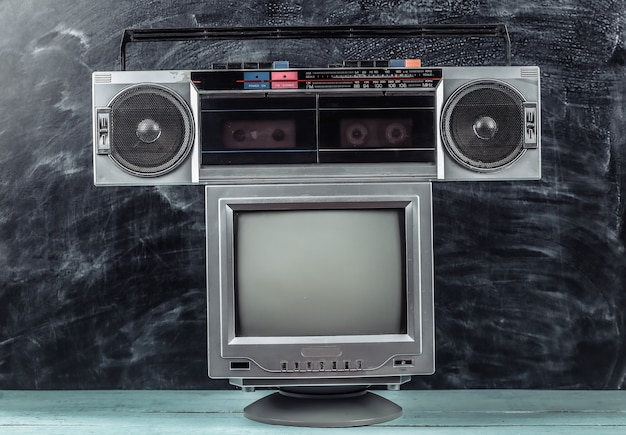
[234,209,407,337]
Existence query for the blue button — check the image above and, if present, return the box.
[389,59,406,68]
[243,71,270,89]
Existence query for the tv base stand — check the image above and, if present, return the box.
[243,386,402,427]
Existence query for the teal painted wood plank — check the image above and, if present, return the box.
[0,390,624,435]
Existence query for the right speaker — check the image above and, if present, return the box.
[439,66,540,181]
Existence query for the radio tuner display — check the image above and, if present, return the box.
[302,68,441,90]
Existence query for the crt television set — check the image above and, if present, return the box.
[205,181,434,426]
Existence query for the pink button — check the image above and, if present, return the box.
[271,71,298,89]
[271,71,298,81]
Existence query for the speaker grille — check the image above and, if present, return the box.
[109,84,193,177]
[442,81,525,171]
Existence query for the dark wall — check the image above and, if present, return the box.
[0,0,624,389]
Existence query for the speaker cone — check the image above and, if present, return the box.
[442,80,525,171]
[108,84,193,177]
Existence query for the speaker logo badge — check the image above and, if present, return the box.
[524,104,538,148]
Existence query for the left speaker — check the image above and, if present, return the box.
[92,71,196,186]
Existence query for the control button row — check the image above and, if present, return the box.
[212,61,290,70]
[328,59,422,68]
[211,59,421,70]
[242,70,298,90]
[280,360,364,372]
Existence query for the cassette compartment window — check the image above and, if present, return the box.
[318,94,436,164]
[201,95,317,165]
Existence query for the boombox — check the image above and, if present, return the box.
[92,62,540,185]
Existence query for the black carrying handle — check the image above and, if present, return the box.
[120,24,511,71]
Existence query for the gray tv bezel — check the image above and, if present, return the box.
[205,182,434,389]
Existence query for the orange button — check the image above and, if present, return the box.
[405,59,422,67]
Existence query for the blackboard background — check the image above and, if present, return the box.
[0,0,624,390]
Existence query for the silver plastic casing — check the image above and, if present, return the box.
[92,66,540,186]
[205,182,434,389]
